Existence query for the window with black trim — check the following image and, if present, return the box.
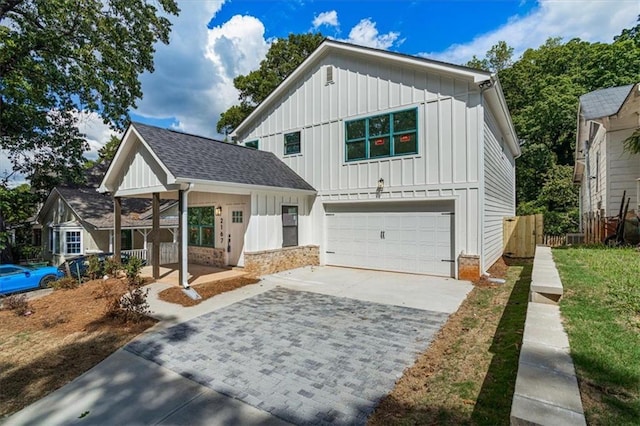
[284,131,301,155]
[282,206,298,247]
[188,206,215,247]
[345,108,417,161]
[245,140,258,149]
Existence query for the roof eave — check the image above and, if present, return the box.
[175,177,317,195]
[485,75,521,158]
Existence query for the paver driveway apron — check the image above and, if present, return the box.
[126,286,450,425]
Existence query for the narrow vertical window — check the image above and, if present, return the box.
[282,206,298,247]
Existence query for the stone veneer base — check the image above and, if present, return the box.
[188,246,226,268]
[244,245,319,276]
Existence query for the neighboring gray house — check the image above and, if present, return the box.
[574,83,640,222]
[37,169,177,265]
[100,40,519,284]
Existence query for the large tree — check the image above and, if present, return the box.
[0,0,179,189]
[0,0,179,260]
[217,33,324,136]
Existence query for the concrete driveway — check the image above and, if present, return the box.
[4,267,473,426]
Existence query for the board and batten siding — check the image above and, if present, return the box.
[117,137,169,193]
[482,107,516,271]
[244,192,313,253]
[237,51,486,261]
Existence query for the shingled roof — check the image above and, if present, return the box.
[51,186,176,230]
[580,84,634,120]
[132,122,315,192]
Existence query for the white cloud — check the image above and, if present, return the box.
[75,111,122,160]
[423,0,639,65]
[341,18,401,50]
[313,10,338,29]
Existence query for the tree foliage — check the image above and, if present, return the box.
[0,183,36,262]
[217,33,324,136]
[85,135,121,168]
[0,0,179,190]
[466,40,513,72]
[471,20,640,234]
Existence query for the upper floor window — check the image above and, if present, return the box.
[188,206,215,247]
[284,131,301,155]
[245,140,258,149]
[345,108,418,162]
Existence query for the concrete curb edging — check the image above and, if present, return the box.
[510,246,586,426]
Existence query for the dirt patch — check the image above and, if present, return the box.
[158,276,260,307]
[369,257,530,425]
[0,279,156,417]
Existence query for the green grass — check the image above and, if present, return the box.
[553,246,640,425]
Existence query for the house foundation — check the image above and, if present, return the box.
[244,245,320,276]
[458,253,480,281]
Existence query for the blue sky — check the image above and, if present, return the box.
[1,0,638,184]
[126,0,637,139]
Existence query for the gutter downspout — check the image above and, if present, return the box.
[179,183,194,288]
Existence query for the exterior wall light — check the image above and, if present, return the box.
[377,178,384,191]
[215,206,222,216]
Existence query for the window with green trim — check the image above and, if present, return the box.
[345,108,418,161]
[284,131,301,155]
[188,206,215,247]
[245,140,258,149]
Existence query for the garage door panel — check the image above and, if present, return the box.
[325,208,454,277]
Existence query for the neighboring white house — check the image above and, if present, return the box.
[99,40,519,284]
[232,40,520,280]
[574,83,640,223]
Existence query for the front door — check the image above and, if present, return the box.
[226,205,246,266]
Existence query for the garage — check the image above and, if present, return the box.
[324,202,455,277]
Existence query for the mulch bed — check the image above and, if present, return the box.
[0,278,156,418]
[157,276,261,307]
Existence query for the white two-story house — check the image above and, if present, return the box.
[100,40,519,285]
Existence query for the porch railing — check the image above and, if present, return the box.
[122,249,148,262]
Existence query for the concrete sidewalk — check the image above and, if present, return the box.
[2,350,288,426]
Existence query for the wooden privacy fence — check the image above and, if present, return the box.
[503,214,544,258]
[582,211,617,244]
[148,242,178,265]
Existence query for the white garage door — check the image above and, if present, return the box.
[325,209,454,277]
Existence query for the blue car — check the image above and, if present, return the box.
[0,264,64,295]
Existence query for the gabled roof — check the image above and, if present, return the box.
[579,84,635,120]
[231,39,520,158]
[39,186,177,230]
[101,122,315,193]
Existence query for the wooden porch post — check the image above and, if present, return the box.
[152,193,160,279]
[178,189,188,287]
[114,197,121,263]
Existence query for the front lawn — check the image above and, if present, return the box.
[553,246,640,424]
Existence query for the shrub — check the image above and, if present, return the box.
[86,255,104,280]
[105,257,150,323]
[1,294,33,316]
[51,276,80,290]
[104,256,120,277]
